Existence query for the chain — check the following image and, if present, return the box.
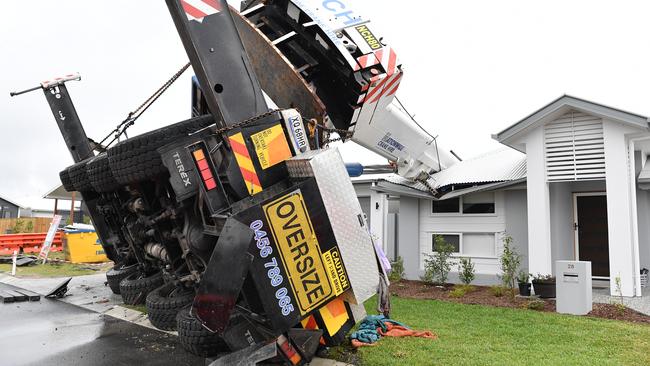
[212,109,282,136]
[100,62,192,148]
[305,119,353,147]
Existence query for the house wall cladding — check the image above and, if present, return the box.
[544,110,606,182]
[418,191,508,279]
[0,198,19,219]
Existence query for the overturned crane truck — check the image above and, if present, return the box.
[13,0,456,364]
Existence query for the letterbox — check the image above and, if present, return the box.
[556,260,592,315]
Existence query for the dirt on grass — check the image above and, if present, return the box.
[391,279,650,325]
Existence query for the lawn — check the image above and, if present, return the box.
[0,252,110,277]
[342,296,650,365]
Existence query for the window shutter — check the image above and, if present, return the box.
[545,110,605,182]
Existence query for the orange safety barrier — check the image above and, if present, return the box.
[0,231,63,255]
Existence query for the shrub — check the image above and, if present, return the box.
[422,235,455,285]
[527,299,545,311]
[449,286,467,298]
[458,257,475,285]
[516,271,530,284]
[12,219,34,234]
[389,256,405,282]
[490,285,505,297]
[499,234,521,298]
[613,275,625,315]
[531,273,555,284]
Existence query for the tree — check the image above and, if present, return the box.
[499,234,521,299]
[423,235,455,285]
[458,257,475,285]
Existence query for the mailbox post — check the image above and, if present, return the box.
[556,260,592,315]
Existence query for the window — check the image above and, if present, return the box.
[432,197,460,213]
[432,234,460,253]
[431,233,497,257]
[462,233,496,257]
[462,192,495,214]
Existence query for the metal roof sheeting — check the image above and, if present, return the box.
[379,147,527,193]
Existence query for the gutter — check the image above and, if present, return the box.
[627,133,650,297]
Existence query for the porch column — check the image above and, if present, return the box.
[370,188,389,254]
[604,123,640,296]
[525,127,553,275]
[398,196,420,280]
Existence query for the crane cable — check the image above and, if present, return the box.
[98,62,192,149]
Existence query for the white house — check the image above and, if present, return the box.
[353,95,650,297]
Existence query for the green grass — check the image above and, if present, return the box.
[343,296,650,366]
[0,252,109,277]
[123,304,148,314]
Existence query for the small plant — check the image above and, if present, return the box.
[498,234,521,299]
[613,275,625,316]
[458,257,475,286]
[11,219,34,234]
[527,299,545,311]
[531,273,555,283]
[449,286,467,298]
[389,256,405,282]
[531,273,556,298]
[490,285,505,297]
[516,271,530,284]
[422,235,455,285]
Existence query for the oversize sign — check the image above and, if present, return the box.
[235,179,351,333]
[263,190,332,315]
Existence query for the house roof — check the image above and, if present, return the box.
[355,148,527,198]
[43,184,80,201]
[493,95,649,152]
[0,194,24,208]
[383,147,526,191]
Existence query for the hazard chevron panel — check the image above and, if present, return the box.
[229,132,263,195]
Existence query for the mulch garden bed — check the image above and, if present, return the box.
[391,280,650,324]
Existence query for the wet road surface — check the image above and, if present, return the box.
[0,283,204,366]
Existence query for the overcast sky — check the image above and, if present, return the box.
[2,0,650,209]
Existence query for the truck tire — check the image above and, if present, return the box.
[176,307,229,357]
[146,283,195,331]
[59,169,75,192]
[87,153,120,192]
[68,158,94,192]
[108,115,214,185]
[105,262,139,295]
[119,271,164,305]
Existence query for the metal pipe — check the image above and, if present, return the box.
[144,243,169,262]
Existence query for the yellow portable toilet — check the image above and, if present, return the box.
[63,228,109,263]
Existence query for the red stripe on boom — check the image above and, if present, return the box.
[181,0,207,19]
[201,0,222,11]
[361,75,391,103]
[386,49,397,75]
[368,73,402,103]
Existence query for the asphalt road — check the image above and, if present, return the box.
[0,283,204,366]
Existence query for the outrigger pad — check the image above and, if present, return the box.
[45,277,72,299]
[194,219,255,333]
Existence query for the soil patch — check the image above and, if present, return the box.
[391,280,650,324]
